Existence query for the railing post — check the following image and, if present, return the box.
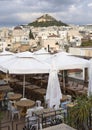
[11,120,13,130]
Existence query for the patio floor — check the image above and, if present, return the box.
[0,110,25,130]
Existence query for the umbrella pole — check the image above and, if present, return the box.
[5,73,9,83]
[63,70,65,94]
[23,75,25,98]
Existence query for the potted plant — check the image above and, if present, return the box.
[67,95,92,130]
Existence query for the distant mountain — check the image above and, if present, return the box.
[28,14,68,27]
[36,14,56,22]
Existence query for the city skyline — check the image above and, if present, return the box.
[0,0,92,27]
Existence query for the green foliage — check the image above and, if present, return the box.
[68,96,92,130]
[81,40,92,47]
[29,30,34,39]
[28,21,68,27]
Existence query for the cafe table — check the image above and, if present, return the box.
[33,108,63,127]
[15,99,35,108]
[67,102,77,108]
[15,99,35,116]
[0,85,12,92]
[8,93,22,101]
[61,95,68,102]
[16,81,31,86]
[26,85,40,90]
[33,88,46,95]
[33,108,54,116]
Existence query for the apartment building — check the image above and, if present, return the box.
[69,47,92,57]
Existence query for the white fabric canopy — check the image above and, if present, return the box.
[0,51,50,74]
[15,51,33,58]
[0,51,14,69]
[88,59,92,96]
[0,50,89,100]
[0,51,51,98]
[0,50,14,56]
[0,51,14,83]
[34,54,52,61]
[45,52,89,70]
[34,48,49,54]
[34,48,52,61]
[46,63,62,109]
[45,52,89,96]
[0,55,14,64]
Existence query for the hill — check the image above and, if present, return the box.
[28,14,68,27]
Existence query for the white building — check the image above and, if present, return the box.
[12,26,29,44]
[69,47,92,57]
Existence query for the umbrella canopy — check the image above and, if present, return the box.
[46,63,62,109]
[45,52,89,70]
[34,48,49,54]
[45,52,89,94]
[88,59,92,96]
[15,51,33,58]
[0,50,14,56]
[0,50,14,82]
[0,51,51,98]
[0,55,14,64]
[33,48,51,61]
[0,51,14,64]
[0,51,50,74]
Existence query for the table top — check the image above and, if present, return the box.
[43,123,76,130]
[33,108,63,118]
[33,88,46,95]
[8,93,22,101]
[34,108,54,115]
[26,85,40,90]
[0,85,12,92]
[34,108,57,118]
[61,95,68,102]
[16,81,31,86]
[32,76,42,80]
[15,99,35,108]
[67,102,77,108]
[8,78,19,83]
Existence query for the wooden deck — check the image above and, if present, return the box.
[0,110,25,130]
[0,109,76,130]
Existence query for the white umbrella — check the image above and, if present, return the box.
[33,48,51,61]
[45,52,89,93]
[46,63,62,109]
[0,51,50,97]
[15,51,33,57]
[0,50,14,63]
[0,50,14,56]
[0,51,14,82]
[0,57,50,74]
[34,48,49,54]
[88,59,92,96]
[45,52,89,70]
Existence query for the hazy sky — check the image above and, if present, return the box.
[0,0,92,27]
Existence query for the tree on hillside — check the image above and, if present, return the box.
[29,30,34,39]
[28,21,68,27]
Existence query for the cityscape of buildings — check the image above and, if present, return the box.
[0,1,92,129]
[0,14,92,57]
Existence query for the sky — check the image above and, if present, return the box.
[0,0,92,27]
